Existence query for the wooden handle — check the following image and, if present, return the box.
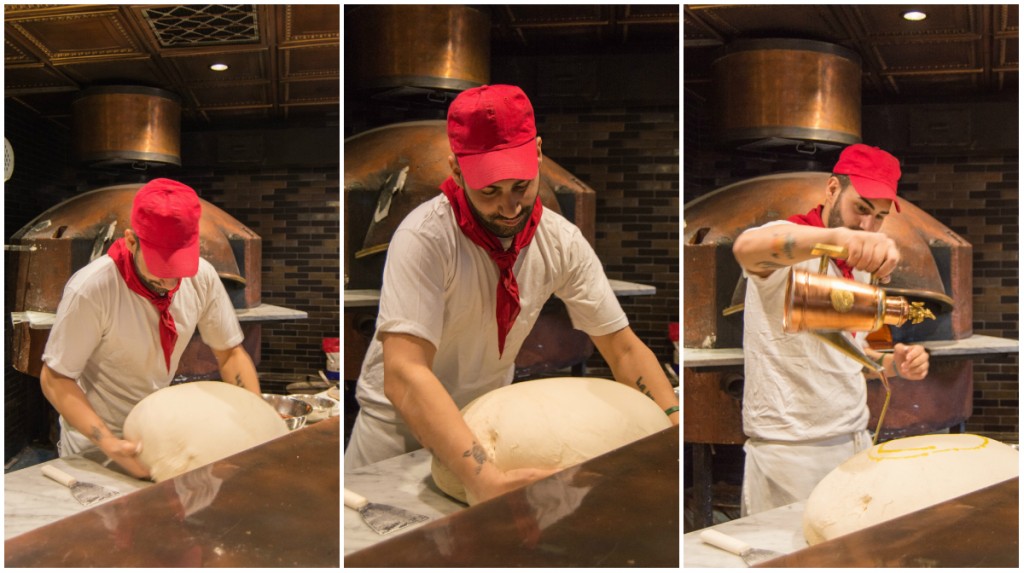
[42,465,78,488]
[700,529,751,556]
[343,488,368,510]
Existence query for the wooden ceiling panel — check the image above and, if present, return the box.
[202,107,272,122]
[165,50,268,84]
[889,73,981,97]
[8,8,143,63]
[280,5,339,45]
[504,5,605,25]
[58,57,166,88]
[874,40,980,74]
[997,4,1018,33]
[686,5,840,41]
[493,5,678,52]
[284,78,339,105]
[3,64,76,93]
[849,5,978,38]
[190,83,270,108]
[5,4,338,129]
[281,45,339,80]
[4,35,37,65]
[1001,37,1019,67]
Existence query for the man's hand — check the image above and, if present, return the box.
[832,227,901,283]
[465,466,559,506]
[893,343,929,380]
[99,437,150,479]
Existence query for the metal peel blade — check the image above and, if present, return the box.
[344,488,429,535]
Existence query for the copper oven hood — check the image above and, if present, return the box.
[72,86,182,169]
[713,39,862,154]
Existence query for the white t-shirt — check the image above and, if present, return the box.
[42,256,244,453]
[740,220,870,442]
[355,194,629,424]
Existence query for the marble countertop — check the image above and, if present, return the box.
[344,448,465,555]
[684,334,1020,367]
[683,502,808,568]
[5,450,152,540]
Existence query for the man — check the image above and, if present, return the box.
[731,143,930,516]
[346,84,679,504]
[40,178,261,478]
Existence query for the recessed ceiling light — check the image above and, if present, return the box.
[902,10,927,22]
[210,63,229,72]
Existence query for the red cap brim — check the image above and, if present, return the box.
[457,138,539,190]
[138,235,200,278]
[849,174,901,213]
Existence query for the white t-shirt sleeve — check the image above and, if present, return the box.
[553,227,628,337]
[42,286,105,379]
[195,262,244,351]
[375,226,448,348]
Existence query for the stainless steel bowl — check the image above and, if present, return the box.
[295,394,339,423]
[262,394,313,431]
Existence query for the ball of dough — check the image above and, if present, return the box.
[431,377,673,503]
[123,381,289,481]
[803,433,1019,544]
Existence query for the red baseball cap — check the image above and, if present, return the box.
[447,84,539,190]
[833,143,902,212]
[131,178,201,278]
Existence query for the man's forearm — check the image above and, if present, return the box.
[214,345,262,394]
[733,224,841,277]
[40,365,118,448]
[385,364,494,485]
[594,328,679,424]
[615,348,679,422]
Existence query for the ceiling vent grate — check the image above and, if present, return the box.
[142,5,259,47]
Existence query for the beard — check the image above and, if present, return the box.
[826,187,859,231]
[466,195,535,238]
[827,203,845,229]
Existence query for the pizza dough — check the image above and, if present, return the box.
[430,377,673,503]
[123,381,289,482]
[803,433,1019,545]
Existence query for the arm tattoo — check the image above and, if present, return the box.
[463,441,488,475]
[90,425,103,444]
[769,233,796,261]
[234,373,244,387]
[635,376,655,401]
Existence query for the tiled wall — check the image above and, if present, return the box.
[539,106,680,376]
[185,169,341,381]
[900,154,1019,441]
[683,96,1019,442]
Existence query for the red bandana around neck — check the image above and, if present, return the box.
[107,238,182,372]
[787,205,854,280]
[441,176,543,357]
